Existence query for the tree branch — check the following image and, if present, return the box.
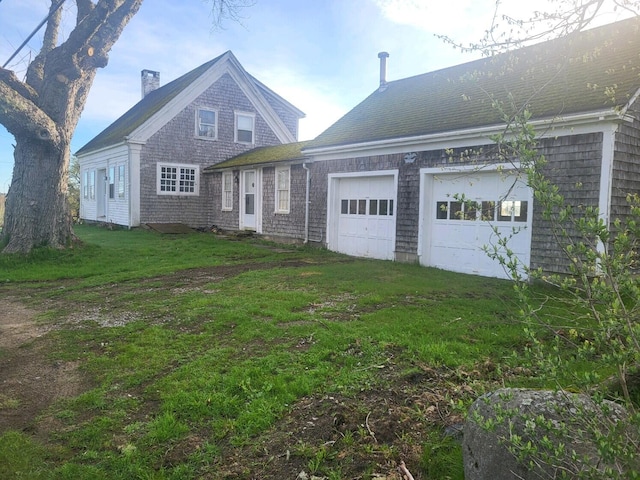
[42,0,63,54]
[22,0,65,89]
[61,0,143,64]
[0,68,39,103]
[76,0,95,23]
[0,77,61,146]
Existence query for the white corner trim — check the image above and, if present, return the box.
[598,124,618,252]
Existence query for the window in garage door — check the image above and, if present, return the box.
[341,198,394,216]
[423,169,532,279]
[436,199,528,222]
[330,173,397,261]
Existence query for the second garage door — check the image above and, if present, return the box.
[328,174,397,260]
[422,169,532,279]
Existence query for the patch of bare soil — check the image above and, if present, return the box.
[0,298,86,434]
[0,261,491,479]
[174,357,486,480]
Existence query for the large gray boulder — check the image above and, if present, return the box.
[463,388,632,480]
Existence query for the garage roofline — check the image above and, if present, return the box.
[302,109,625,161]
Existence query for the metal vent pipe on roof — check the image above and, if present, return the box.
[378,51,389,91]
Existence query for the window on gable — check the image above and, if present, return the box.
[108,166,115,199]
[275,166,290,214]
[157,163,199,196]
[235,112,255,144]
[222,171,233,211]
[118,165,125,198]
[197,108,217,139]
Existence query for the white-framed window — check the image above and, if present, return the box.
[275,166,290,214]
[196,108,217,139]
[235,112,255,144]
[108,166,115,199]
[117,165,125,198]
[157,163,199,196]
[435,199,527,222]
[83,171,89,199]
[89,170,95,200]
[222,171,233,211]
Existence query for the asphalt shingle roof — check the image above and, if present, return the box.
[76,51,303,155]
[76,53,227,155]
[204,141,311,171]
[307,17,640,150]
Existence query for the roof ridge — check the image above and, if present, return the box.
[307,17,640,150]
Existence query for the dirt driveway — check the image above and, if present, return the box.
[0,298,85,434]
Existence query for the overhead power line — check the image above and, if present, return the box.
[3,0,66,69]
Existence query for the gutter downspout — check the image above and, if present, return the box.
[302,162,310,243]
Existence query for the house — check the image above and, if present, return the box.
[76,51,304,228]
[204,141,312,242]
[207,18,640,279]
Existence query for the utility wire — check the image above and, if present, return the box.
[3,0,66,68]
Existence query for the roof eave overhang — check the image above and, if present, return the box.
[204,157,304,173]
[303,109,629,161]
[76,141,127,158]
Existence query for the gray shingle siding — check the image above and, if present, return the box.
[208,171,240,230]
[612,118,640,224]
[260,164,307,239]
[529,133,603,273]
[265,100,299,141]
[303,133,609,274]
[139,73,284,227]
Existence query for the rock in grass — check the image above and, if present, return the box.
[462,388,632,480]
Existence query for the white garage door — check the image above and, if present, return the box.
[423,169,532,279]
[329,175,396,260]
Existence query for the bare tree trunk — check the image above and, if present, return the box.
[3,135,73,253]
[0,0,146,254]
[0,0,236,253]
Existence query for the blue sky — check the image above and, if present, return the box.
[0,0,627,193]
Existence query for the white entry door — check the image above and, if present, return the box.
[242,170,257,230]
[328,174,396,260]
[422,169,532,279]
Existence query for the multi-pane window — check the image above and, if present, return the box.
[197,108,217,139]
[235,113,254,144]
[108,166,115,199]
[117,165,125,198]
[275,167,290,213]
[340,198,394,216]
[157,164,198,195]
[436,199,527,222]
[222,171,233,211]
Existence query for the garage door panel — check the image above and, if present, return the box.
[330,175,396,261]
[425,170,532,279]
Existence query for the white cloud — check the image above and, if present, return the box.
[246,63,349,140]
[372,0,493,40]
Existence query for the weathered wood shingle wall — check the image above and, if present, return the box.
[612,117,640,226]
[139,74,283,227]
[529,133,603,273]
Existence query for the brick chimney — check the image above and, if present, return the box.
[141,69,160,98]
[378,52,389,92]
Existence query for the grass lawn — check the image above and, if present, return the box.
[0,224,540,479]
